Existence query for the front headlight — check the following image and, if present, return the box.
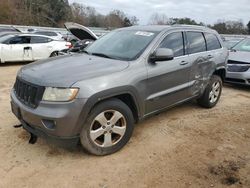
[42,87,79,102]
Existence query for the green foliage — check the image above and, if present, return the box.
[169,17,204,25]
[0,1,11,23]
[69,5,138,28]
[211,20,248,34]
[0,0,71,27]
[148,13,248,34]
[0,0,138,28]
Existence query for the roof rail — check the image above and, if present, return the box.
[171,24,207,28]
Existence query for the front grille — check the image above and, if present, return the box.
[227,65,250,72]
[228,60,250,65]
[14,78,45,108]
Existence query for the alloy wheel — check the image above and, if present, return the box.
[209,81,221,103]
[89,110,127,147]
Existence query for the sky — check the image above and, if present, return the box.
[69,0,250,25]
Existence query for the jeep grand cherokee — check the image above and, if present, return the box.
[11,25,228,155]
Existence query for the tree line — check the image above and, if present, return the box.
[149,13,250,35]
[0,0,138,28]
[0,0,249,34]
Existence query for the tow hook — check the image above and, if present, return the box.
[13,124,37,144]
[13,124,22,128]
[29,133,37,144]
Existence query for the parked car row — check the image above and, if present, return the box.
[0,23,105,63]
[1,24,250,88]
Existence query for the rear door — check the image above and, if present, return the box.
[145,31,192,114]
[186,31,209,96]
[30,36,53,60]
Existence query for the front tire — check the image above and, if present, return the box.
[197,75,222,108]
[80,99,134,156]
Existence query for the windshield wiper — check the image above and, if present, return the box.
[91,53,113,59]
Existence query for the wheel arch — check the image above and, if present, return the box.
[87,91,141,123]
[50,51,59,57]
[213,67,226,82]
[75,86,143,134]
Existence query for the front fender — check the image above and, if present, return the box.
[73,86,143,135]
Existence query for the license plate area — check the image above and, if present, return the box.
[11,101,22,119]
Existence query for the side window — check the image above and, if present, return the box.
[9,36,30,44]
[159,32,184,57]
[204,33,221,51]
[9,37,22,44]
[186,32,206,54]
[31,36,51,44]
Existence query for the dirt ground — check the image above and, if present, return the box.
[0,63,249,188]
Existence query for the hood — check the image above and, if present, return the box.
[19,54,129,87]
[229,50,250,64]
[64,22,98,41]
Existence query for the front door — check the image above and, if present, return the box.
[145,31,192,114]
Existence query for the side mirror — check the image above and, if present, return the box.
[230,48,236,52]
[149,48,174,63]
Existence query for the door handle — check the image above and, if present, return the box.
[24,47,32,50]
[207,55,213,59]
[179,61,188,65]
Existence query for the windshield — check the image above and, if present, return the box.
[224,40,242,49]
[232,38,250,52]
[85,30,158,61]
[0,34,14,43]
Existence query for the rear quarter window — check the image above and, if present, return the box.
[9,36,31,44]
[31,36,52,44]
[186,32,206,54]
[204,33,221,51]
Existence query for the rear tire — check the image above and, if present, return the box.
[50,51,59,57]
[80,99,134,156]
[197,75,222,108]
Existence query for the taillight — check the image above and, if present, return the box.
[66,42,72,48]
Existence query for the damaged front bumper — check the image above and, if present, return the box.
[10,89,86,147]
[20,119,79,147]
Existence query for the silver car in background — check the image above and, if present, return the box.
[226,38,250,85]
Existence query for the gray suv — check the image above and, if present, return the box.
[11,25,228,155]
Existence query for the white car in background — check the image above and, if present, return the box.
[0,34,72,63]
